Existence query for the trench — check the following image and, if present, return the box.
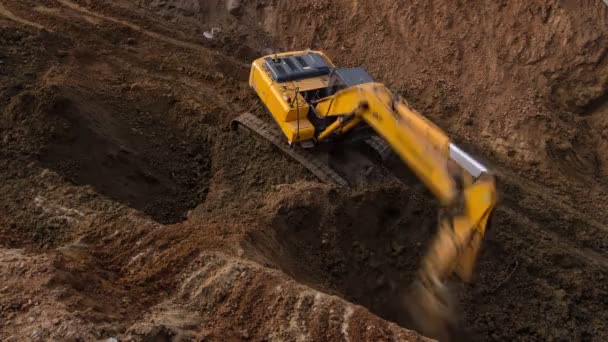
[37,88,212,224]
[242,183,454,334]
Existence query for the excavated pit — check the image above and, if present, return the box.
[35,88,212,224]
[1,36,213,224]
[243,183,450,334]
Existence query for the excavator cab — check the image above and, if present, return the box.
[326,67,375,97]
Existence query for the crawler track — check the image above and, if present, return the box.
[231,113,348,188]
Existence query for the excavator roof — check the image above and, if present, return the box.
[263,52,331,82]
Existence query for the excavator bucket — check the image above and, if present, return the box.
[407,175,496,340]
[405,221,472,341]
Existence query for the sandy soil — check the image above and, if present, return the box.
[1,0,608,341]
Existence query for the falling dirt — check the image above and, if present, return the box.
[1,0,608,341]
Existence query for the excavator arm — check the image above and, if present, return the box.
[314,82,497,332]
[315,83,458,205]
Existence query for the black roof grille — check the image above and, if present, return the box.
[295,55,308,68]
[284,58,297,72]
[275,64,286,77]
[264,52,331,82]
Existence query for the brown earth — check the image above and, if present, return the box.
[1,0,608,341]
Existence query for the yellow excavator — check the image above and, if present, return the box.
[232,50,497,336]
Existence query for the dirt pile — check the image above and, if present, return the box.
[1,0,608,341]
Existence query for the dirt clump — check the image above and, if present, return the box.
[1,0,608,341]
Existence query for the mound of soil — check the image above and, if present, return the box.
[1,0,608,341]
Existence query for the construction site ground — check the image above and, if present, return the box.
[1,0,608,341]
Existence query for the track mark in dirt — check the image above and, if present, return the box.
[499,169,608,230]
[501,206,608,270]
[350,0,359,19]
[34,4,102,25]
[287,291,311,340]
[33,5,58,14]
[0,1,48,30]
[56,0,212,53]
[341,306,354,342]
[33,195,85,224]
